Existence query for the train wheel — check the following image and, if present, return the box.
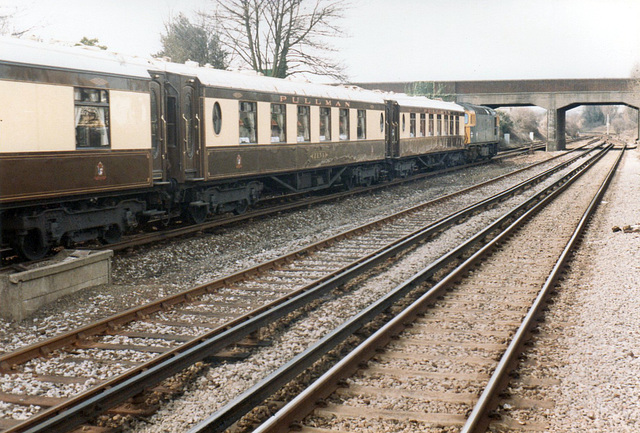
[342,175,355,191]
[233,199,249,215]
[187,205,208,224]
[100,224,122,244]
[15,229,49,261]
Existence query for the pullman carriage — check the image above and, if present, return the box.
[385,95,467,176]
[154,62,389,215]
[0,37,154,259]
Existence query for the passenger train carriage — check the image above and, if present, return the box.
[0,37,498,260]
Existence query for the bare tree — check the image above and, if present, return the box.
[211,0,348,80]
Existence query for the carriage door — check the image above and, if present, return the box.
[149,78,167,182]
[385,101,400,157]
[164,82,182,183]
[180,79,202,181]
[162,74,202,183]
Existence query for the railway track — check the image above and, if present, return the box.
[0,140,603,432]
[493,142,546,159]
[245,143,624,433]
[0,139,584,268]
[87,141,556,254]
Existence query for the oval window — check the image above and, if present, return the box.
[213,102,222,135]
[380,113,384,133]
[402,114,406,132]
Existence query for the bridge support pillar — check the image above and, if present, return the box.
[546,106,566,151]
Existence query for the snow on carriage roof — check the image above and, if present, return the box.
[0,36,386,104]
[151,59,388,104]
[1,37,463,112]
[390,93,464,112]
[0,36,152,78]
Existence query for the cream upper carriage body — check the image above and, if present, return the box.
[0,36,153,154]
[149,58,388,148]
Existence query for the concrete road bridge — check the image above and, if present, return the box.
[354,79,640,150]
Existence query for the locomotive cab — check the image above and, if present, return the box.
[459,102,499,160]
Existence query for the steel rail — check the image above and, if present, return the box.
[99,139,592,253]
[460,144,626,433]
[494,142,545,158]
[0,140,596,372]
[250,144,613,433]
[101,164,496,252]
[6,145,606,433]
[189,144,612,433]
[0,137,589,265]
[9,143,602,432]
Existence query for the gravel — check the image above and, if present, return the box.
[3,142,625,431]
[124,149,592,432]
[0,151,564,355]
[491,146,640,432]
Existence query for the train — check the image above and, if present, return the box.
[0,37,499,260]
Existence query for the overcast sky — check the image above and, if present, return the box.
[3,0,640,82]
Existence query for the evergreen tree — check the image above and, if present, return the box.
[157,13,228,69]
[76,37,107,50]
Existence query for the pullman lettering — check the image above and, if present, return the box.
[279,95,350,108]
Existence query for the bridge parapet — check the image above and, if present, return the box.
[354,79,640,149]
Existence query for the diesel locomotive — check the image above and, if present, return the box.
[0,37,498,260]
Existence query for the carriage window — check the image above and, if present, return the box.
[449,115,454,135]
[419,113,426,137]
[437,114,442,136]
[184,92,194,157]
[213,102,222,135]
[271,103,286,143]
[166,97,177,148]
[339,108,350,140]
[297,105,310,142]
[150,88,159,158]
[239,101,257,144]
[320,107,331,141]
[443,115,448,136]
[456,116,460,135]
[75,88,110,148]
[409,113,416,138]
[357,109,366,139]
[380,113,384,133]
[429,114,434,136]
[402,114,406,132]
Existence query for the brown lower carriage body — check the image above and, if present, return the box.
[1,135,483,260]
[207,140,386,179]
[0,150,152,204]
